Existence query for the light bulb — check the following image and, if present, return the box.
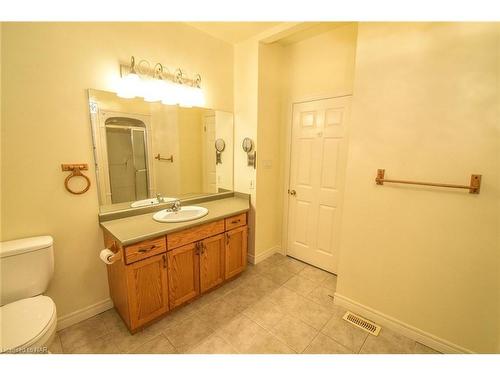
[116,72,140,99]
[178,85,194,108]
[193,87,205,107]
[161,81,179,105]
[143,78,165,102]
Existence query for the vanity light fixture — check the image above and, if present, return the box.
[117,56,205,108]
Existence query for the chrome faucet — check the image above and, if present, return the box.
[171,200,181,212]
[156,193,164,203]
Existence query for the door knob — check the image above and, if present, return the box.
[288,189,296,196]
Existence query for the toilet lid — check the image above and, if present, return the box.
[1,295,56,351]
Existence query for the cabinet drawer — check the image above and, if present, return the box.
[167,220,225,250]
[225,213,247,231]
[124,237,166,264]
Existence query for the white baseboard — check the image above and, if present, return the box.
[334,293,474,354]
[57,298,114,331]
[248,246,282,264]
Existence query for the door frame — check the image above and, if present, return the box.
[201,114,216,193]
[280,92,353,271]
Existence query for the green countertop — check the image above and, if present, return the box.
[100,196,250,246]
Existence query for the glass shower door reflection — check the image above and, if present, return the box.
[106,125,149,204]
[131,128,149,201]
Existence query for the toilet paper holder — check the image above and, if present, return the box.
[106,242,122,263]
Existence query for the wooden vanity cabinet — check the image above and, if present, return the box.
[103,233,169,332]
[126,253,169,329]
[167,242,200,309]
[225,226,248,279]
[167,233,226,308]
[199,234,226,293]
[104,211,248,332]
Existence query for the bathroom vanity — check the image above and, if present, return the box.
[89,86,247,333]
[100,196,249,333]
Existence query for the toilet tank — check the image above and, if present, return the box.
[0,236,54,306]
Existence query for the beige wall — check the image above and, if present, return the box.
[233,39,259,257]
[284,24,358,100]
[337,23,499,353]
[0,22,233,318]
[255,43,286,257]
[215,111,234,191]
[178,107,203,194]
[151,106,180,197]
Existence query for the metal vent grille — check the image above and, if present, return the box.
[342,311,381,336]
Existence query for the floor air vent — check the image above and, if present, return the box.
[343,311,381,336]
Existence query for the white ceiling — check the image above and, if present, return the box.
[186,22,282,44]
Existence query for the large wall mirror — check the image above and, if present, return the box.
[88,89,234,213]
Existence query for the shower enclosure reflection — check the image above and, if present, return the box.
[105,117,149,204]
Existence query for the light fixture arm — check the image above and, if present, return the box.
[129,56,137,74]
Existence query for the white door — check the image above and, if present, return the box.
[287,96,351,273]
[202,115,217,193]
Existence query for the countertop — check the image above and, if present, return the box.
[100,196,250,246]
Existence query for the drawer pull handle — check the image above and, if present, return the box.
[231,220,240,224]
[138,245,156,253]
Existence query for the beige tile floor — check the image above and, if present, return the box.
[49,254,440,354]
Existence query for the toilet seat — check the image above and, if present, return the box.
[1,295,57,353]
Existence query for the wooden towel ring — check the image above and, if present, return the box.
[61,164,91,195]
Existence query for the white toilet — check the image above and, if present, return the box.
[0,236,57,353]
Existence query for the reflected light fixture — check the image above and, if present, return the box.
[116,56,205,108]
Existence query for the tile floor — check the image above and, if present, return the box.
[49,254,440,354]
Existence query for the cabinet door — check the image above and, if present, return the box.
[225,226,248,279]
[126,253,169,330]
[167,243,200,309]
[200,234,225,293]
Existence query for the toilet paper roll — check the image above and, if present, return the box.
[100,248,116,265]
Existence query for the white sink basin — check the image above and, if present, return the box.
[153,206,209,223]
[131,197,176,208]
